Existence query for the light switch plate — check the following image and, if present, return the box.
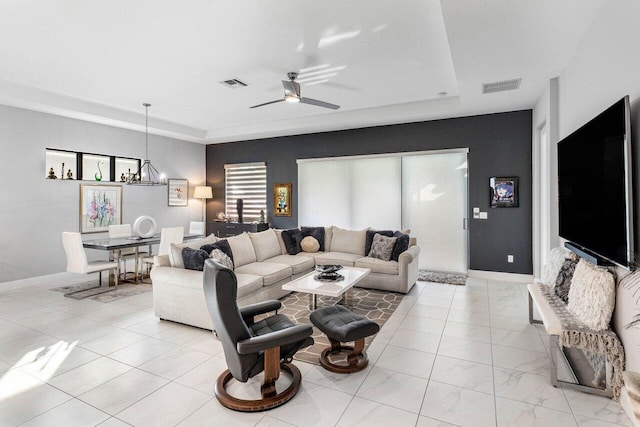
[473,207,480,213]
[479,212,488,219]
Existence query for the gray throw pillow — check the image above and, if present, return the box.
[182,247,210,271]
[368,233,398,261]
[555,258,578,303]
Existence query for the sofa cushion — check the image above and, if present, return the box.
[226,233,257,268]
[169,234,217,268]
[390,231,410,261]
[200,239,233,264]
[330,227,367,256]
[324,226,333,252]
[236,274,264,299]
[248,229,282,261]
[182,247,210,271]
[234,262,292,286]
[355,257,399,275]
[265,254,315,275]
[368,234,398,261]
[282,228,303,255]
[567,259,615,331]
[365,230,394,256]
[314,251,362,267]
[301,226,325,251]
[301,236,320,253]
[273,229,288,255]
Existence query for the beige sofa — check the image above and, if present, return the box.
[151,226,420,330]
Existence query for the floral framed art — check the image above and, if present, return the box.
[273,183,292,216]
[489,176,519,208]
[168,179,188,207]
[79,184,122,233]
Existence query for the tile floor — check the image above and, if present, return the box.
[0,272,632,426]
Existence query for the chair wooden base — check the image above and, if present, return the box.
[319,337,368,373]
[214,362,302,412]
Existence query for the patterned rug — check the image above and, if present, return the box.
[50,281,152,303]
[418,269,467,285]
[259,288,403,365]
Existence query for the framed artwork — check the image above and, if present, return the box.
[79,184,122,233]
[168,179,188,207]
[274,183,292,216]
[490,176,519,208]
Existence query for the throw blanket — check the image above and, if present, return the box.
[537,283,625,400]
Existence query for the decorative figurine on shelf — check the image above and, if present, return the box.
[120,173,126,182]
[61,162,65,180]
[66,169,73,180]
[47,167,57,179]
[260,209,265,223]
[95,160,103,181]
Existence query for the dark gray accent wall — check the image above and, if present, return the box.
[206,110,533,274]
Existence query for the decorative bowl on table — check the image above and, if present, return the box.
[314,265,344,281]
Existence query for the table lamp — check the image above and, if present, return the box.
[194,186,213,222]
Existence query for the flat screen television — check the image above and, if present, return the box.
[558,95,634,269]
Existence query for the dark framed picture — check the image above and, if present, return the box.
[490,177,519,208]
[274,183,292,216]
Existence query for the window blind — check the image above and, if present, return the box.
[225,162,266,221]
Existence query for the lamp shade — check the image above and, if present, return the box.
[194,186,213,199]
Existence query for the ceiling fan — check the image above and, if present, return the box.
[250,72,340,110]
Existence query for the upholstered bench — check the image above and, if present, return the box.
[310,305,380,373]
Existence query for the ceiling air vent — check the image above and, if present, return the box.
[219,79,248,89]
[482,78,522,94]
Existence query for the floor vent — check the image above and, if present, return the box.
[219,79,248,89]
[482,78,522,94]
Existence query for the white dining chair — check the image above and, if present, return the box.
[62,232,119,295]
[108,224,148,280]
[141,226,184,274]
[189,221,205,236]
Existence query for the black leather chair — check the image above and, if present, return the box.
[203,259,314,412]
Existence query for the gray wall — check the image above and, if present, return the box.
[0,105,206,283]
[206,110,533,274]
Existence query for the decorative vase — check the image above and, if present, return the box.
[237,198,244,223]
[95,161,103,181]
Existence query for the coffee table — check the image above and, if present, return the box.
[282,267,370,310]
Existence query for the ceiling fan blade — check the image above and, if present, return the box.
[300,97,340,110]
[282,80,301,97]
[249,99,284,109]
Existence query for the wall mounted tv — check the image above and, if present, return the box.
[558,95,634,269]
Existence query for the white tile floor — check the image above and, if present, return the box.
[0,272,633,426]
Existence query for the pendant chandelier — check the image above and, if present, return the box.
[128,102,166,186]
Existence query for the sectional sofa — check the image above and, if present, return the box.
[151,226,420,330]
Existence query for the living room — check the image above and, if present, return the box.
[1,1,639,426]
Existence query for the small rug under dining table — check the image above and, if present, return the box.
[262,288,404,365]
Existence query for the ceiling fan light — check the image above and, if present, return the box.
[284,94,300,103]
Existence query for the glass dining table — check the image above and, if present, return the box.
[83,233,203,284]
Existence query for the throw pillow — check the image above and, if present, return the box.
[282,228,303,255]
[567,259,616,331]
[182,247,210,271]
[368,233,398,261]
[542,247,576,287]
[365,230,394,256]
[390,231,410,261]
[301,226,326,251]
[201,239,234,264]
[210,249,234,270]
[301,236,320,253]
[554,258,578,303]
[168,234,218,268]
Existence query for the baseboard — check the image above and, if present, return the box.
[467,269,533,283]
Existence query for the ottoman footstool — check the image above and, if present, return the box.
[310,305,380,373]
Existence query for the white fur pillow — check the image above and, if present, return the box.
[541,247,575,287]
[567,259,615,331]
[210,249,233,270]
[300,236,320,253]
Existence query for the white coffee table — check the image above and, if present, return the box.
[283,267,370,310]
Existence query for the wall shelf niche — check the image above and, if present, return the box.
[45,148,140,183]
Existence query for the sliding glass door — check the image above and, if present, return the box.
[402,152,468,273]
